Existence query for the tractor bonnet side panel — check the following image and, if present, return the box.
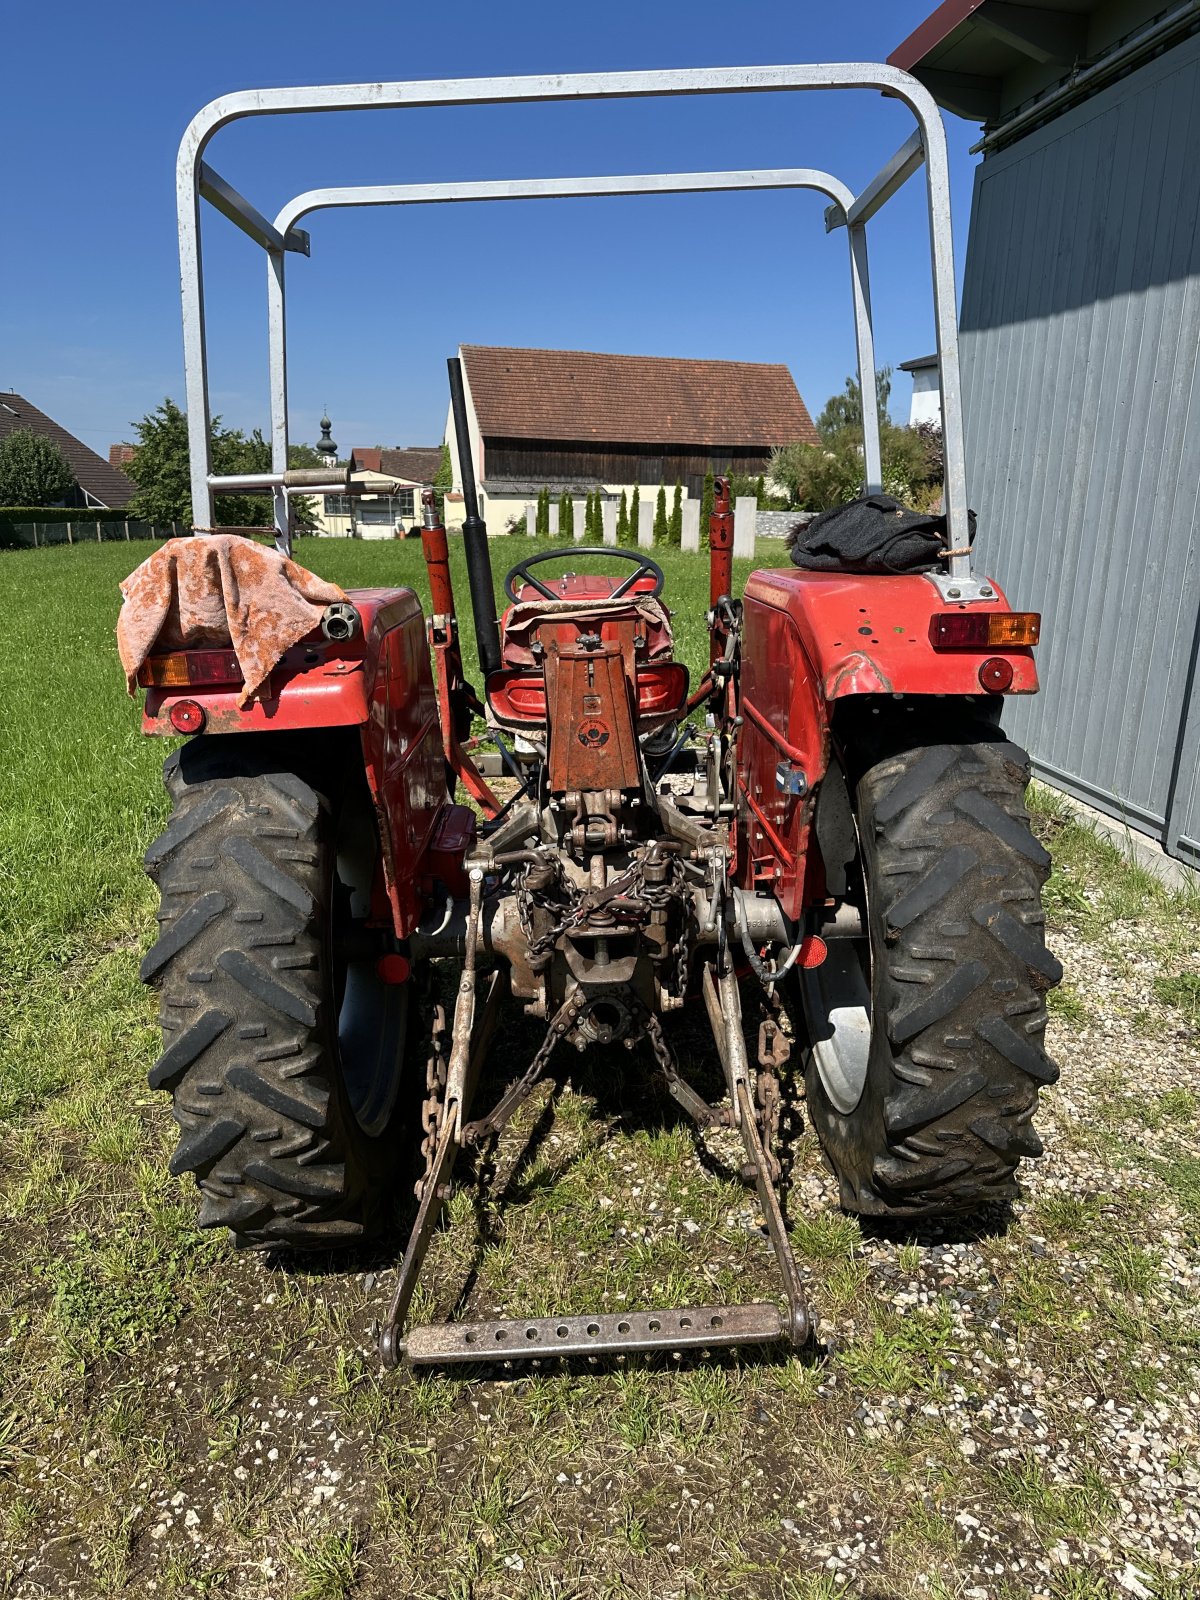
[359,588,450,937]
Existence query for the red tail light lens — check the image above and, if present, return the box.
[168,699,206,734]
[929,611,1040,649]
[978,657,1015,693]
[138,649,243,688]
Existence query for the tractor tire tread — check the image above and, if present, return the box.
[806,727,1062,1219]
[142,750,406,1249]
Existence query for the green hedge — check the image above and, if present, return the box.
[0,506,131,524]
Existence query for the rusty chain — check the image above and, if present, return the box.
[415,1001,449,1200]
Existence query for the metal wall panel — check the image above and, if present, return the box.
[959,33,1200,865]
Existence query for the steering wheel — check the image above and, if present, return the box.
[503,545,665,604]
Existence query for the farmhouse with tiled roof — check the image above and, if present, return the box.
[445,344,817,536]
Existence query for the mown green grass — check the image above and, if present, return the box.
[2,540,1199,1600]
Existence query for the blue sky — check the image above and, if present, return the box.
[0,1,979,457]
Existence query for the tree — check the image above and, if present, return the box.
[653,484,669,546]
[559,491,573,539]
[617,490,629,546]
[669,480,682,547]
[769,419,943,514]
[699,467,714,552]
[0,430,75,507]
[627,485,640,547]
[817,368,893,438]
[123,398,317,530]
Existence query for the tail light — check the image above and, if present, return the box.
[929,611,1040,649]
[137,649,243,688]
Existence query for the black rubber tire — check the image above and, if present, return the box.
[804,722,1062,1219]
[141,736,419,1249]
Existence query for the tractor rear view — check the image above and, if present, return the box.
[129,64,1061,1369]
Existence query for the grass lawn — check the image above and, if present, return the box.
[1,537,1198,1599]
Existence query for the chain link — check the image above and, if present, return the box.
[415,1001,449,1200]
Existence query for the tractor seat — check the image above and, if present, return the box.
[488,588,687,733]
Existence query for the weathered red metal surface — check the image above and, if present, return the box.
[544,638,642,794]
[487,661,687,728]
[358,590,451,936]
[738,567,1040,918]
[709,478,734,666]
[742,568,1039,700]
[143,587,449,938]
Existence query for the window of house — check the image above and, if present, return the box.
[356,491,416,524]
[324,494,351,517]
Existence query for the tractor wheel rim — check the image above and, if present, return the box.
[333,800,407,1139]
[801,938,872,1115]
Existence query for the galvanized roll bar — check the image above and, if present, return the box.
[177,64,973,589]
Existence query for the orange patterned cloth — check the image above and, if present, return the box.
[117,535,347,706]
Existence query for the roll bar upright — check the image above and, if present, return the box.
[176,64,980,600]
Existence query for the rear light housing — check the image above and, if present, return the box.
[137,649,243,688]
[929,611,1040,649]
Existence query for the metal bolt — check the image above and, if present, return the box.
[947,587,961,599]
[981,585,993,597]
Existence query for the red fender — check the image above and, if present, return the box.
[142,587,449,937]
[738,567,1039,919]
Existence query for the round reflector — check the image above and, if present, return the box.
[797,935,828,969]
[376,953,411,986]
[979,657,1014,693]
[168,699,206,734]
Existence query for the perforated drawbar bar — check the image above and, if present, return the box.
[401,1302,784,1365]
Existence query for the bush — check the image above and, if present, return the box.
[0,506,130,524]
[770,420,945,514]
[699,468,714,552]
[653,485,668,546]
[669,481,682,547]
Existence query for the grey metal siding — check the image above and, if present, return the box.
[960,32,1200,865]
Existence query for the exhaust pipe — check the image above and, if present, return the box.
[447,357,502,677]
[321,601,360,642]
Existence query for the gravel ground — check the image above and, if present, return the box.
[3,805,1199,1599]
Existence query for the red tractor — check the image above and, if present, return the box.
[133,66,1061,1367]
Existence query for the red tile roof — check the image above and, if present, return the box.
[461,345,817,448]
[0,393,135,507]
[109,443,136,469]
[349,446,442,482]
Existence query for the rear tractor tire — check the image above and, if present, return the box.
[801,721,1062,1220]
[141,737,420,1250]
